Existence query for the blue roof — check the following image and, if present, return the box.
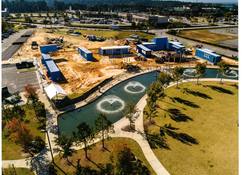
[78,47,92,54]
[196,48,221,57]
[42,53,51,60]
[137,44,152,51]
[46,60,60,72]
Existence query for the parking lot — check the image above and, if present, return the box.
[2,64,39,93]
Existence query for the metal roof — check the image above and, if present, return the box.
[44,83,67,99]
[100,45,130,50]
[142,42,156,45]
[137,44,152,51]
[46,60,60,72]
[197,48,221,57]
[78,47,92,54]
[42,54,52,60]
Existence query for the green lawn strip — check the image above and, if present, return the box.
[3,168,34,175]
[54,137,156,175]
[144,81,238,175]
[2,105,45,160]
[55,29,154,40]
[178,29,237,44]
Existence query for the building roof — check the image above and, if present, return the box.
[78,47,92,54]
[169,41,185,48]
[100,45,131,50]
[42,53,51,61]
[137,44,152,51]
[197,48,221,57]
[46,60,59,72]
[44,83,67,100]
[142,42,156,45]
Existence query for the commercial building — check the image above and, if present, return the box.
[137,44,152,58]
[99,46,131,55]
[41,53,52,65]
[149,15,169,25]
[78,47,93,61]
[45,60,62,82]
[141,36,169,52]
[40,44,58,54]
[195,48,221,64]
[168,41,185,53]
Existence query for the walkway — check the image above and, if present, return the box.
[2,78,238,175]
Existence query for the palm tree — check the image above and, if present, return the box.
[144,102,157,124]
[195,63,206,85]
[217,61,229,84]
[172,66,184,88]
[95,114,114,149]
[55,135,74,165]
[74,122,94,160]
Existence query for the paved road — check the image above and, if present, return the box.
[150,29,238,58]
[2,64,39,93]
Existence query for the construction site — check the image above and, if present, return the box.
[8,28,236,103]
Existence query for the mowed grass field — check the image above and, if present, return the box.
[56,29,155,40]
[178,29,237,45]
[2,105,45,160]
[144,81,238,175]
[3,168,34,175]
[54,137,156,175]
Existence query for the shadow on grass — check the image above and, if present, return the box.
[205,85,234,95]
[173,97,200,108]
[160,124,199,146]
[182,88,212,99]
[145,133,170,150]
[230,84,238,89]
[167,108,193,122]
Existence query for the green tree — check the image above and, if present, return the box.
[195,63,206,84]
[73,122,94,160]
[125,104,138,130]
[217,61,229,84]
[158,72,172,88]
[172,66,184,88]
[95,114,114,149]
[55,135,75,164]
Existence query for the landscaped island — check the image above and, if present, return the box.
[144,81,238,175]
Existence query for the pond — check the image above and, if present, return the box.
[58,68,238,136]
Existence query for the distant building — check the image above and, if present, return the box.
[148,15,169,25]
[2,8,9,17]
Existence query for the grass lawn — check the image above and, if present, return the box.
[178,29,237,44]
[144,81,238,175]
[54,137,156,175]
[3,168,34,175]
[2,105,45,160]
[56,29,155,40]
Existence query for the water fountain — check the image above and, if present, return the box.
[96,95,125,114]
[183,68,197,78]
[124,81,146,94]
[223,70,238,78]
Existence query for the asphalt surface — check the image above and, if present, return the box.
[2,64,39,93]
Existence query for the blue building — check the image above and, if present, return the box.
[99,46,130,55]
[41,53,52,65]
[137,44,152,58]
[153,37,168,50]
[141,42,158,51]
[40,44,58,54]
[195,48,221,64]
[78,47,94,61]
[45,60,62,82]
[168,41,185,53]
